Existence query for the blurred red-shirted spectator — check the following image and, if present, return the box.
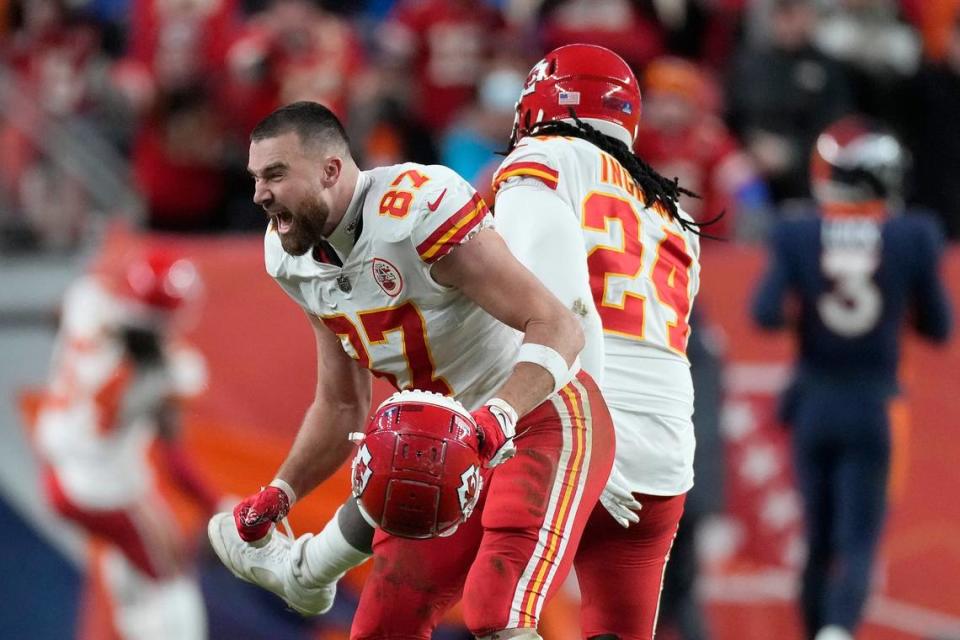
[0,0,105,249]
[378,0,505,131]
[226,0,365,136]
[537,0,665,72]
[112,0,238,231]
[3,0,100,116]
[129,87,231,231]
[123,0,235,94]
[902,0,959,60]
[634,56,771,240]
[630,0,746,69]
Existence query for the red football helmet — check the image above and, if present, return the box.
[511,44,642,148]
[811,115,908,207]
[351,390,484,539]
[119,249,200,313]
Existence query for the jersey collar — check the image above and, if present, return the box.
[326,171,370,263]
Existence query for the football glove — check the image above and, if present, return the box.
[472,398,518,468]
[600,466,642,528]
[232,486,291,543]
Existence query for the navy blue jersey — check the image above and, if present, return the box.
[752,213,952,392]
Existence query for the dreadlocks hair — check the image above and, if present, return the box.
[517,109,725,239]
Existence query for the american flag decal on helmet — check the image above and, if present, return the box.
[558,91,580,105]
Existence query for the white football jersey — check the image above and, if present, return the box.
[266,163,521,412]
[36,277,203,508]
[494,136,701,495]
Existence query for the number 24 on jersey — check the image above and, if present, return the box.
[583,192,694,354]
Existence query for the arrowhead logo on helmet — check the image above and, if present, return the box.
[352,443,373,497]
[457,464,483,521]
[351,390,484,539]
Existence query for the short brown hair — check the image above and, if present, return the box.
[251,101,350,152]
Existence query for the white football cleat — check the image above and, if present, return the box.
[207,512,336,616]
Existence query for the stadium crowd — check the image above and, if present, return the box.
[2,0,960,251]
[3,3,958,640]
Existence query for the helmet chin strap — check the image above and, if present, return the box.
[559,117,634,147]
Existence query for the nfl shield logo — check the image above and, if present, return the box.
[602,94,633,115]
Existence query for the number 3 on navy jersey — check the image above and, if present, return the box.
[582,192,694,353]
[817,248,882,337]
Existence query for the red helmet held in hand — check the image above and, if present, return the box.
[351,390,484,539]
[511,43,642,148]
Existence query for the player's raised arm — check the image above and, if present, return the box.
[431,226,583,464]
[232,311,372,543]
[276,313,373,494]
[494,175,605,386]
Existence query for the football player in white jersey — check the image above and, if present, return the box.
[206,101,615,639]
[36,250,216,640]
[491,44,705,640]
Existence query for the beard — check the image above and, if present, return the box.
[277,199,329,256]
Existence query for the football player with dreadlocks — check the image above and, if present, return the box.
[752,116,952,640]
[490,44,708,640]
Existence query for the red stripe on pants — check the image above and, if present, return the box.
[351,371,615,639]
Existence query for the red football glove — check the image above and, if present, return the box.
[472,398,518,467]
[232,486,291,543]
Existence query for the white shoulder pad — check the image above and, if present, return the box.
[363,165,418,244]
[493,136,563,195]
[367,164,467,245]
[373,164,491,264]
[61,276,120,339]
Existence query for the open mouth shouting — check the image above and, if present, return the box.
[274,210,294,234]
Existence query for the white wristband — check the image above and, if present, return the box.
[269,478,297,506]
[517,342,573,395]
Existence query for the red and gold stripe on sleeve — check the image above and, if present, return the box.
[492,161,560,194]
[416,192,489,264]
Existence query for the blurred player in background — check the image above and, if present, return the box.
[35,249,218,639]
[634,55,771,240]
[490,44,705,640]
[751,116,953,640]
[206,101,615,639]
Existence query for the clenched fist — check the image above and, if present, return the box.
[232,486,291,543]
[472,398,518,467]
